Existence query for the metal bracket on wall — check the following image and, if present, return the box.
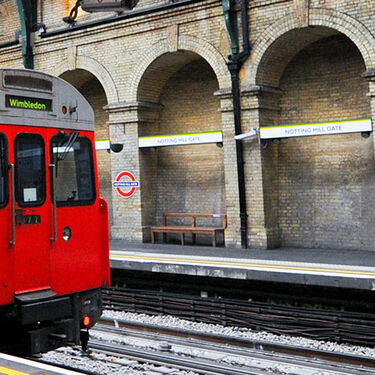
[63,0,83,25]
[222,0,239,55]
[16,0,38,69]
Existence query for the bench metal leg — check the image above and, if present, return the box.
[212,232,216,247]
[151,231,155,244]
[181,233,185,245]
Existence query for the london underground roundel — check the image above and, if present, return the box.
[113,171,139,198]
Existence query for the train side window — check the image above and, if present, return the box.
[0,134,8,208]
[50,136,96,206]
[14,134,46,207]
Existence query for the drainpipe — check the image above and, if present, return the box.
[223,0,251,248]
[16,0,38,69]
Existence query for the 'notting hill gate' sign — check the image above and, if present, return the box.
[260,118,372,139]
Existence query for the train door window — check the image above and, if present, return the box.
[0,134,8,208]
[14,134,46,207]
[50,135,96,206]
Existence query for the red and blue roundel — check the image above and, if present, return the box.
[113,171,139,198]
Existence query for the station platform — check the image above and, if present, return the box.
[110,240,375,290]
[0,353,82,375]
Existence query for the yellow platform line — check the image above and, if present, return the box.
[0,366,30,375]
[111,254,375,277]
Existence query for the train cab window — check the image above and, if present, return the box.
[50,135,96,206]
[14,134,46,207]
[0,134,8,208]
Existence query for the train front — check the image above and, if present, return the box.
[0,69,110,355]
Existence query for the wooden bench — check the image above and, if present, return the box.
[151,213,227,247]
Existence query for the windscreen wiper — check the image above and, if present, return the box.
[58,131,80,161]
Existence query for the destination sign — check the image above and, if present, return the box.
[5,95,52,112]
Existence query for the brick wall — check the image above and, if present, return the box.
[39,0,178,33]
[2,0,375,249]
[0,0,20,43]
[139,58,225,243]
[274,35,372,249]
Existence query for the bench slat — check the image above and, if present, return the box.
[152,227,222,233]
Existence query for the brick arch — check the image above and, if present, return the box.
[246,8,375,87]
[51,55,119,104]
[127,34,230,102]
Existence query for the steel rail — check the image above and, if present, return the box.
[98,318,375,372]
[89,339,272,375]
[91,323,373,375]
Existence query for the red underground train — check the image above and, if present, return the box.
[0,68,110,355]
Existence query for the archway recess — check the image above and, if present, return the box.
[127,35,231,103]
[248,15,374,250]
[135,49,227,244]
[51,55,119,104]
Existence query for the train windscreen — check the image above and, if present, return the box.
[14,134,46,207]
[51,135,96,206]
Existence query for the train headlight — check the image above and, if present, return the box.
[63,227,72,241]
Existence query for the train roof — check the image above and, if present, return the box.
[0,69,95,131]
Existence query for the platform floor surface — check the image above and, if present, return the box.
[0,353,82,375]
[110,240,375,290]
[110,240,375,267]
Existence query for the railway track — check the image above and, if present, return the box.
[99,316,375,369]
[90,319,375,375]
[37,315,375,375]
[103,286,375,346]
[90,339,262,375]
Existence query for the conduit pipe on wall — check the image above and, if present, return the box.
[41,0,207,38]
[223,0,251,248]
[0,39,20,49]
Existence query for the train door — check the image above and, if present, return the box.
[0,133,14,304]
[13,133,51,293]
[49,133,101,294]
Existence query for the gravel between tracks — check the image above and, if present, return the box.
[42,346,200,375]
[103,309,375,358]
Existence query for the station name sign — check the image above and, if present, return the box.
[5,95,52,112]
[260,118,373,139]
[139,131,223,148]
